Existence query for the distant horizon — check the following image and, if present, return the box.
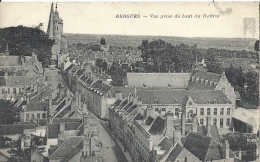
[63,32,258,40]
[0,3,258,39]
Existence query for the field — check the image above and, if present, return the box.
[64,33,257,51]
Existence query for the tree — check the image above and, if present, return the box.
[0,26,54,67]
[108,61,126,86]
[0,99,21,125]
[100,38,106,45]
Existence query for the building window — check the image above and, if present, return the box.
[207,108,211,115]
[37,113,41,119]
[200,108,204,116]
[13,88,16,94]
[2,89,5,94]
[7,88,10,94]
[227,108,230,115]
[213,118,217,126]
[175,108,178,116]
[155,108,159,112]
[220,118,223,128]
[214,108,217,115]
[26,114,30,121]
[42,113,46,118]
[200,118,204,125]
[162,108,166,112]
[220,108,224,115]
[226,118,230,126]
[32,114,35,119]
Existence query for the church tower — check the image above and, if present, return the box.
[47,3,63,40]
[47,3,54,39]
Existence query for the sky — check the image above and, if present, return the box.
[0,2,259,38]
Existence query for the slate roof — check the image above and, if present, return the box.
[127,73,191,88]
[50,136,84,159]
[90,80,111,93]
[158,136,173,154]
[184,132,212,161]
[0,124,36,135]
[187,79,216,90]
[137,90,231,104]
[145,116,154,125]
[0,76,32,87]
[183,132,224,161]
[47,123,60,138]
[65,122,81,130]
[165,143,183,162]
[148,116,165,135]
[0,56,22,66]
[25,101,48,112]
[192,71,222,82]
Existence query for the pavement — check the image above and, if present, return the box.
[44,68,63,90]
[96,121,118,162]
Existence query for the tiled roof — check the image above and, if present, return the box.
[47,123,60,138]
[148,116,165,135]
[127,73,191,88]
[0,124,36,135]
[192,71,222,82]
[50,136,84,159]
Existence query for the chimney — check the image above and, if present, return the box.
[181,113,186,136]
[60,123,65,133]
[49,93,52,108]
[115,91,122,101]
[225,140,229,160]
[173,129,182,146]
[76,91,79,107]
[206,117,212,137]
[30,79,34,91]
[33,83,38,93]
[165,113,174,138]
[80,151,85,162]
[148,138,153,151]
[78,91,82,109]
[4,71,8,80]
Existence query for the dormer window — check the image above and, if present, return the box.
[189,101,193,105]
[207,99,210,104]
[193,99,197,104]
[213,99,217,104]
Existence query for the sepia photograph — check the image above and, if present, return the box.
[0,2,259,162]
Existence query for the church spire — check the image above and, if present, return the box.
[47,3,54,39]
